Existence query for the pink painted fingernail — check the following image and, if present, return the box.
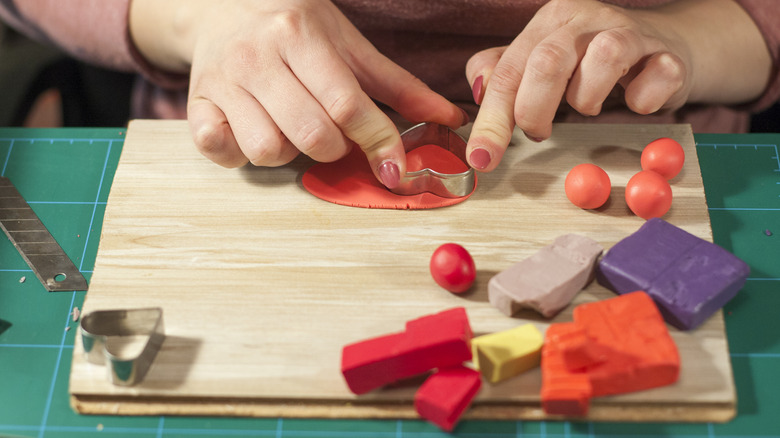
[378,161,401,189]
[472,75,484,105]
[469,148,491,170]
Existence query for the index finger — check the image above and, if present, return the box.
[466,38,534,172]
[467,7,583,172]
[286,40,407,189]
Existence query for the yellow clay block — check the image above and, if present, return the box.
[472,324,544,383]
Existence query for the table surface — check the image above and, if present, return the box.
[0,127,778,438]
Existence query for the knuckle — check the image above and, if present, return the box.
[193,122,226,157]
[474,108,515,143]
[478,122,513,146]
[270,7,306,35]
[268,4,320,45]
[526,41,574,80]
[293,120,331,157]
[326,92,365,128]
[590,29,634,69]
[193,122,248,168]
[244,132,281,165]
[657,53,687,84]
[487,64,523,97]
[356,128,396,156]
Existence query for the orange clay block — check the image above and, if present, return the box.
[575,292,679,397]
[543,322,606,371]
[541,323,593,416]
[541,292,680,416]
[341,307,473,394]
[414,366,482,432]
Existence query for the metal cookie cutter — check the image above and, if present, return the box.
[389,122,476,198]
[80,308,165,386]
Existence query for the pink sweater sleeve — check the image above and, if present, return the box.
[0,0,187,89]
[733,0,780,110]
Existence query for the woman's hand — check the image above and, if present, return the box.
[130,0,466,188]
[465,0,771,172]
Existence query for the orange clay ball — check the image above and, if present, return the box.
[641,137,685,180]
[625,170,673,219]
[564,163,611,209]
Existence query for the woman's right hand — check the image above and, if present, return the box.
[130,0,467,188]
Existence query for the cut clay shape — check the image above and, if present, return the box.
[302,144,476,209]
[488,234,604,318]
[542,291,680,416]
[341,307,472,394]
[596,218,750,330]
[471,323,543,383]
[414,365,481,432]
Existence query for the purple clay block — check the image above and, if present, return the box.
[596,218,750,330]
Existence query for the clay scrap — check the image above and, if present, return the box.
[414,366,482,432]
[488,234,604,318]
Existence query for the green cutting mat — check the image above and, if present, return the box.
[1,128,778,438]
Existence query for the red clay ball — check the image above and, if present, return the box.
[430,243,476,294]
[625,170,673,219]
[641,137,685,180]
[564,163,611,210]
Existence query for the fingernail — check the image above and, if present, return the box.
[472,75,484,105]
[378,161,401,189]
[525,133,544,143]
[469,148,491,170]
[459,108,470,125]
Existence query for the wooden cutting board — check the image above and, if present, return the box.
[70,120,735,422]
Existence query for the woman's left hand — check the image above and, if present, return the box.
[464,0,770,172]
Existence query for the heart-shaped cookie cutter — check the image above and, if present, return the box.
[80,307,165,386]
[389,122,476,198]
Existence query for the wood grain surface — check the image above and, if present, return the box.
[69,120,735,422]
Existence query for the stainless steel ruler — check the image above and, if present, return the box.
[0,176,88,291]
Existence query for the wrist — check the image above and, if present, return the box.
[633,0,770,105]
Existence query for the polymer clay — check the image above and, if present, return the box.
[341,307,472,394]
[488,234,604,318]
[414,366,481,432]
[302,144,476,210]
[541,292,680,416]
[471,323,543,383]
[596,218,750,330]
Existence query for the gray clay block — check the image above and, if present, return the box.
[596,218,750,330]
[488,234,603,318]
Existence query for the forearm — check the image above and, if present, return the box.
[634,0,771,105]
[129,0,202,73]
[1,0,137,71]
